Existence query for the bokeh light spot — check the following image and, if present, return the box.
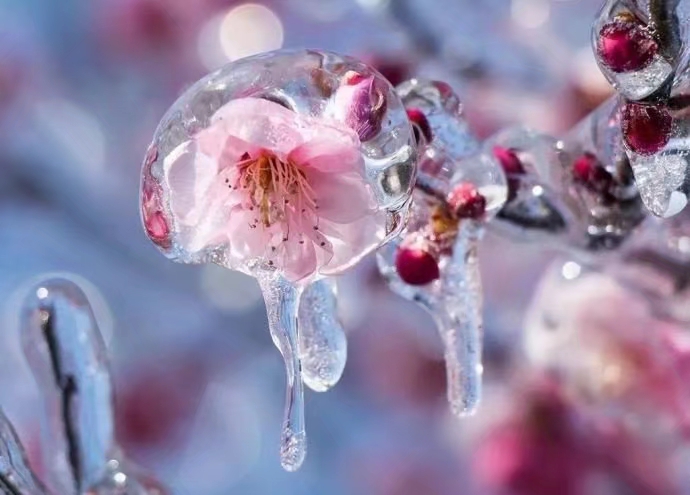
[220,4,284,62]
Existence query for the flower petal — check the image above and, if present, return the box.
[164,141,217,223]
[196,125,260,166]
[210,97,307,156]
[288,125,362,174]
[319,211,385,275]
[308,170,376,224]
[225,206,274,259]
[164,141,248,254]
[281,235,318,282]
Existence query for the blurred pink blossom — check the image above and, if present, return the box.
[474,381,588,495]
[526,267,690,435]
[474,378,681,495]
[115,359,207,460]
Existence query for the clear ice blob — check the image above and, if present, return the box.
[396,79,479,160]
[488,127,575,243]
[140,49,418,471]
[488,118,646,252]
[0,409,48,495]
[298,279,347,393]
[378,79,506,416]
[623,98,690,218]
[20,277,167,494]
[593,0,678,101]
[561,98,647,250]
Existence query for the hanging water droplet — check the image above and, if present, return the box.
[257,274,307,472]
[298,279,347,393]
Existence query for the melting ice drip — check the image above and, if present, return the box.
[377,217,489,416]
[258,276,347,471]
[298,280,347,394]
[17,277,167,495]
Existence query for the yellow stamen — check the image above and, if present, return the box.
[236,151,317,230]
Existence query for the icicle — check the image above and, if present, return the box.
[436,221,483,416]
[0,409,48,495]
[374,78,505,416]
[19,277,168,495]
[298,280,347,393]
[257,274,307,472]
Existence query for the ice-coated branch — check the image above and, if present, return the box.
[19,277,168,494]
[649,0,682,62]
[0,410,48,495]
[20,278,115,493]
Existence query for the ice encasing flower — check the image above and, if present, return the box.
[162,97,384,282]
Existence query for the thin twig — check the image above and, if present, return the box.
[414,174,448,204]
[614,154,635,186]
[0,475,22,495]
[41,306,82,491]
[649,0,682,62]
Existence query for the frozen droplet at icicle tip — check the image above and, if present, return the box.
[257,274,307,472]
[298,279,347,393]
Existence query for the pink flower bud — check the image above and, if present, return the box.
[332,71,388,142]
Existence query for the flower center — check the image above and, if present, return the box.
[236,151,316,228]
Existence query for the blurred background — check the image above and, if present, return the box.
[4,0,690,494]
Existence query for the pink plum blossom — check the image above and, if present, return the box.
[161,97,384,282]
